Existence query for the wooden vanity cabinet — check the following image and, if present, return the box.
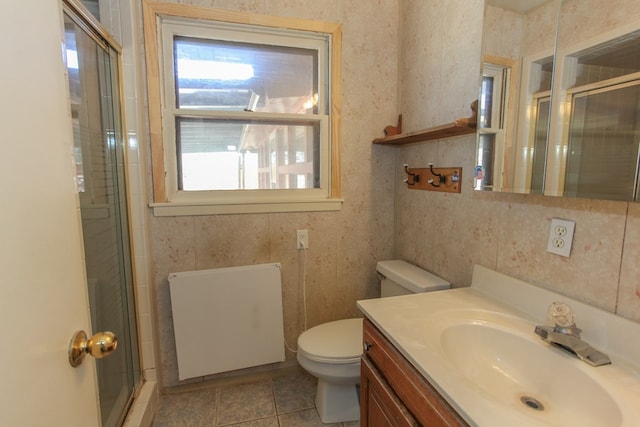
[361,318,469,427]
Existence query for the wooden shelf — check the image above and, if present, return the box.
[373,100,478,146]
[372,120,476,145]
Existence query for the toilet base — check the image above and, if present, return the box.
[315,379,360,423]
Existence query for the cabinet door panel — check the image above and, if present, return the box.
[363,319,469,427]
[361,356,418,427]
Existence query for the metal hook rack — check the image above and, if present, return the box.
[403,163,462,193]
[403,164,420,185]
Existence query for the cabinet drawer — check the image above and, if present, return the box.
[362,318,468,427]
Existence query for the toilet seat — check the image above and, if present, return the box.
[298,318,363,364]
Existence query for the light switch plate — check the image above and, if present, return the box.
[546,218,575,257]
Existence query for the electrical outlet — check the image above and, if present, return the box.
[546,218,575,257]
[554,225,568,237]
[297,229,309,250]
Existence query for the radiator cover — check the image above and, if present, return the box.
[169,263,285,380]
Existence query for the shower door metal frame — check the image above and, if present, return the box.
[62,1,142,425]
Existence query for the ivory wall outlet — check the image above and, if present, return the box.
[546,218,575,257]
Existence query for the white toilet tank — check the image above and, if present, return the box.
[376,260,450,297]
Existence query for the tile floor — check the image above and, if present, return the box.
[152,367,360,427]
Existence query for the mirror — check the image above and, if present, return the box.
[475,0,560,194]
[476,0,640,202]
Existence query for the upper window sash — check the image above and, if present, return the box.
[160,19,330,117]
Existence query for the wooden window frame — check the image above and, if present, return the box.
[142,1,342,215]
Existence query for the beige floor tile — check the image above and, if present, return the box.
[216,381,276,426]
[273,369,317,414]
[226,417,279,427]
[278,408,341,427]
[152,370,360,427]
[153,388,217,427]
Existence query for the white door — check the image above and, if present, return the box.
[0,1,100,426]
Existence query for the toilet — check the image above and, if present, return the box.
[296,260,450,423]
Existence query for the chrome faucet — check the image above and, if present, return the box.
[534,302,611,367]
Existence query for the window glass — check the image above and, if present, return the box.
[174,37,319,114]
[479,75,494,129]
[176,118,319,191]
[475,133,495,190]
[477,62,509,191]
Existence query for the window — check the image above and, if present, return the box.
[476,61,511,191]
[143,4,342,215]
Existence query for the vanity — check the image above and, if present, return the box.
[360,318,467,426]
[357,265,640,426]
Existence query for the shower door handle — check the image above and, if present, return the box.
[68,330,118,367]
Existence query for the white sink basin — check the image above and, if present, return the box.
[438,315,622,426]
[357,265,640,426]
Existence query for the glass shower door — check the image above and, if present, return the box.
[63,4,140,426]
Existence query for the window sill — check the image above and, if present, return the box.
[149,199,344,216]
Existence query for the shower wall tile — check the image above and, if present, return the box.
[102,0,158,380]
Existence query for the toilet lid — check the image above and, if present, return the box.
[297,318,363,364]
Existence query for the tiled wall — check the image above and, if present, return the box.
[138,0,640,390]
[394,0,640,325]
[97,0,157,383]
[145,0,399,388]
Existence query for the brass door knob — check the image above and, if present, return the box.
[68,330,118,367]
